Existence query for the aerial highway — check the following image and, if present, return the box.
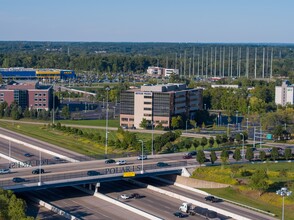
[20,186,146,220]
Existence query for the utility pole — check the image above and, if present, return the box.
[270,48,273,78]
[262,47,265,78]
[254,47,257,78]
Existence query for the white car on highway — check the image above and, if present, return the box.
[120,194,130,199]
[116,160,126,165]
[0,169,10,174]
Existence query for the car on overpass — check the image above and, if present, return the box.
[105,159,116,164]
[157,162,169,167]
[120,194,130,199]
[87,170,100,176]
[0,169,10,174]
[32,169,45,174]
[116,160,126,165]
[12,177,25,183]
[137,155,147,160]
[24,153,33,157]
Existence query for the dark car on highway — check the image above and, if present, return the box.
[130,193,141,199]
[173,212,187,218]
[157,162,169,167]
[87,170,100,176]
[189,151,197,156]
[12,177,25,183]
[32,169,45,174]
[205,196,222,203]
[24,153,33,157]
[105,159,116,164]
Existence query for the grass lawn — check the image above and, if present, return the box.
[58,119,120,127]
[0,121,159,156]
[191,163,294,219]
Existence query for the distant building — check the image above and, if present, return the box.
[0,67,76,80]
[0,81,53,110]
[275,80,294,106]
[120,83,203,129]
[147,67,179,77]
[211,84,239,89]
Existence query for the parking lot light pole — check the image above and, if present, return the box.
[38,150,42,186]
[240,133,245,162]
[8,140,11,167]
[139,140,144,174]
[276,187,292,220]
[151,121,154,156]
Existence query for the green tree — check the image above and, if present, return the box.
[233,148,242,162]
[216,135,222,146]
[271,147,279,161]
[245,148,254,161]
[61,105,70,119]
[171,116,180,129]
[139,118,148,129]
[192,139,200,151]
[210,151,217,164]
[208,137,215,147]
[230,165,242,178]
[196,150,206,165]
[249,170,269,196]
[259,151,266,161]
[220,149,229,164]
[200,137,207,150]
[284,148,292,160]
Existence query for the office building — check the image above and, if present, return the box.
[0,81,53,111]
[275,80,294,106]
[120,83,203,129]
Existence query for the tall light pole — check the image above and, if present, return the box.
[185,120,188,133]
[151,121,154,156]
[38,150,42,186]
[52,83,55,124]
[139,140,144,174]
[235,110,239,128]
[8,140,11,168]
[247,106,250,115]
[240,133,245,162]
[105,86,110,158]
[276,187,292,220]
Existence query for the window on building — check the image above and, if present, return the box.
[34,104,38,106]
[0,93,3,97]
[144,108,152,110]
[39,94,42,96]
[43,94,46,96]
[43,104,46,106]
[43,99,46,101]
[144,102,152,104]
[144,96,152,99]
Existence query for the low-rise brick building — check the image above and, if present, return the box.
[0,81,53,110]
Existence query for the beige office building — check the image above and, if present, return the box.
[120,83,203,129]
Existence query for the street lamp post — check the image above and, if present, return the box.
[105,86,110,158]
[240,133,245,162]
[139,140,144,174]
[151,121,154,156]
[8,140,11,168]
[235,110,239,129]
[186,120,188,133]
[38,150,42,186]
[276,187,292,220]
[52,83,55,124]
[247,106,250,115]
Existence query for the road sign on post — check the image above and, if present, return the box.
[123,172,136,177]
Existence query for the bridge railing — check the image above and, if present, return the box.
[0,161,187,188]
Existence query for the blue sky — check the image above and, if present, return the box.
[1,0,293,43]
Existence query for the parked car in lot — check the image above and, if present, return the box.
[204,196,222,203]
[0,169,10,174]
[87,170,100,176]
[32,168,45,174]
[183,154,192,159]
[12,177,25,183]
[137,155,147,160]
[120,194,130,199]
[157,162,169,167]
[105,159,116,164]
[116,160,126,165]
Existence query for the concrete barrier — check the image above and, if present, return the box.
[0,134,79,163]
[0,152,30,167]
[29,196,81,220]
[126,179,252,220]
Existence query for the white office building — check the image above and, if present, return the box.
[275,80,294,106]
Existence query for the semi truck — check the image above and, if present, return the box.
[179,202,221,219]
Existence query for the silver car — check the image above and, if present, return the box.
[0,169,10,174]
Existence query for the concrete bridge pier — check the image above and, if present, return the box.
[95,182,100,193]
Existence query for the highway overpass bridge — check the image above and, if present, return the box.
[1,161,187,192]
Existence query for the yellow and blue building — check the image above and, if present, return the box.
[0,67,76,80]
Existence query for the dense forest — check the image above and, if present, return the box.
[0,42,293,80]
